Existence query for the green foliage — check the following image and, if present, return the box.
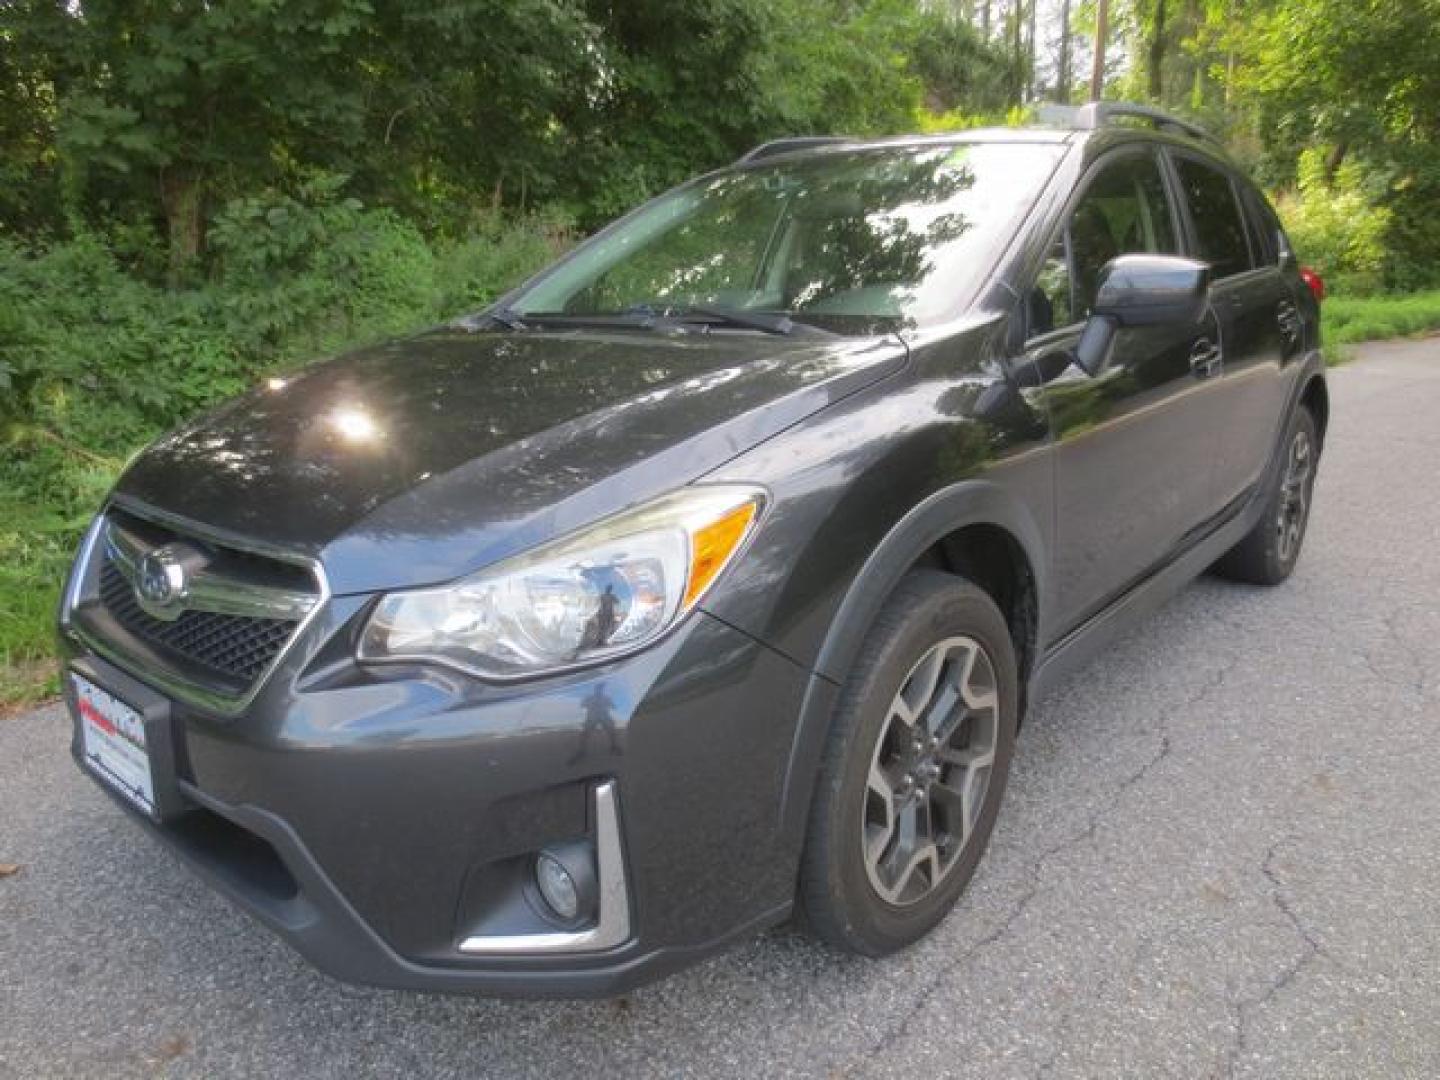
[908,14,1013,115]
[1273,150,1390,296]
[3,0,1031,247]
[1232,0,1440,289]
[0,190,564,702]
[210,175,441,365]
[7,0,1440,702]
[432,211,575,317]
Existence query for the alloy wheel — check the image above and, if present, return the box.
[1276,426,1313,564]
[862,636,999,907]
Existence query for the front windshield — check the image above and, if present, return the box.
[510,141,1065,334]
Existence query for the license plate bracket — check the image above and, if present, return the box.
[68,659,187,823]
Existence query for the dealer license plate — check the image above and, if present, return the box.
[73,671,155,817]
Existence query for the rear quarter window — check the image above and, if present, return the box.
[1248,189,1293,267]
[1175,157,1253,279]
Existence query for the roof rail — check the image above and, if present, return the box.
[1038,102,1215,144]
[737,136,852,164]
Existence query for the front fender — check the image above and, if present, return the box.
[776,478,1048,844]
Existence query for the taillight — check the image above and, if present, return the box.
[1300,266,1325,304]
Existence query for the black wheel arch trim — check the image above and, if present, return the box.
[1278,352,1328,468]
[777,478,1046,844]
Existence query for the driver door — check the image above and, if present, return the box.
[1019,148,1228,639]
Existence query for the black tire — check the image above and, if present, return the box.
[798,570,1018,956]
[1212,406,1319,586]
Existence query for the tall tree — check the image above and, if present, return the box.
[1055,0,1073,102]
[1010,0,1026,103]
[1091,0,1111,100]
[1147,0,1169,101]
[1027,0,1039,99]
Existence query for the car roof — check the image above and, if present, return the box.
[738,105,1237,173]
[736,128,1077,167]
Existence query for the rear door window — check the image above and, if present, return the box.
[1174,157,1253,279]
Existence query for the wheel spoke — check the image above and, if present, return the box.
[959,762,990,840]
[866,820,895,869]
[876,800,923,899]
[867,760,896,804]
[889,695,917,730]
[958,645,998,712]
[906,642,953,714]
[887,838,941,902]
[865,760,899,863]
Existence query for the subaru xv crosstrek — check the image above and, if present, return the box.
[59,103,1327,997]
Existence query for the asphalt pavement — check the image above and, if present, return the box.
[3,338,1439,1079]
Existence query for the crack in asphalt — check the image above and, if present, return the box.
[1378,607,1433,701]
[1222,836,1327,1079]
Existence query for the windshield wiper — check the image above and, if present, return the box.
[459,306,530,332]
[670,303,795,335]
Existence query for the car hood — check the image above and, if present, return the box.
[116,326,906,593]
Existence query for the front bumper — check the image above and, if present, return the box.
[60,604,814,997]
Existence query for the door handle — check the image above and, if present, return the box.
[1190,337,1222,378]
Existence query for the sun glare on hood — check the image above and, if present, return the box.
[329,405,382,443]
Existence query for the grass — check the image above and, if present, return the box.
[1322,289,1440,363]
[0,531,69,712]
[5,287,1440,711]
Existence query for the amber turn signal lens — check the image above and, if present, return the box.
[684,500,759,609]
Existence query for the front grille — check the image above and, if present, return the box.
[98,558,297,685]
[74,505,325,706]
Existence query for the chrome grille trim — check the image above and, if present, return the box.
[63,496,331,717]
[103,518,318,623]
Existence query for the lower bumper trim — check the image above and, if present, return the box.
[458,780,631,955]
[77,749,788,997]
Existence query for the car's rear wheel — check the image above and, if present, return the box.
[1213,405,1319,586]
[798,570,1018,956]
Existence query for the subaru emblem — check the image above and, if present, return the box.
[134,545,191,617]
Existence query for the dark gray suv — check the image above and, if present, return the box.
[59,103,1327,996]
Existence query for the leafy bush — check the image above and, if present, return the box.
[1273,149,1390,296]
[432,210,573,316]
[210,174,441,365]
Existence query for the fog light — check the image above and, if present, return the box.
[535,852,580,921]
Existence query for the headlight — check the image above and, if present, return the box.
[357,484,766,680]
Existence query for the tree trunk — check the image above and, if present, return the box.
[1012,0,1025,105]
[1027,0,1038,101]
[1056,0,1072,102]
[1147,0,1167,102]
[1324,141,1349,182]
[982,0,991,38]
[159,166,205,283]
[1224,0,1235,104]
[1090,0,1110,102]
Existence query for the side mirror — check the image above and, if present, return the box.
[1074,254,1211,376]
